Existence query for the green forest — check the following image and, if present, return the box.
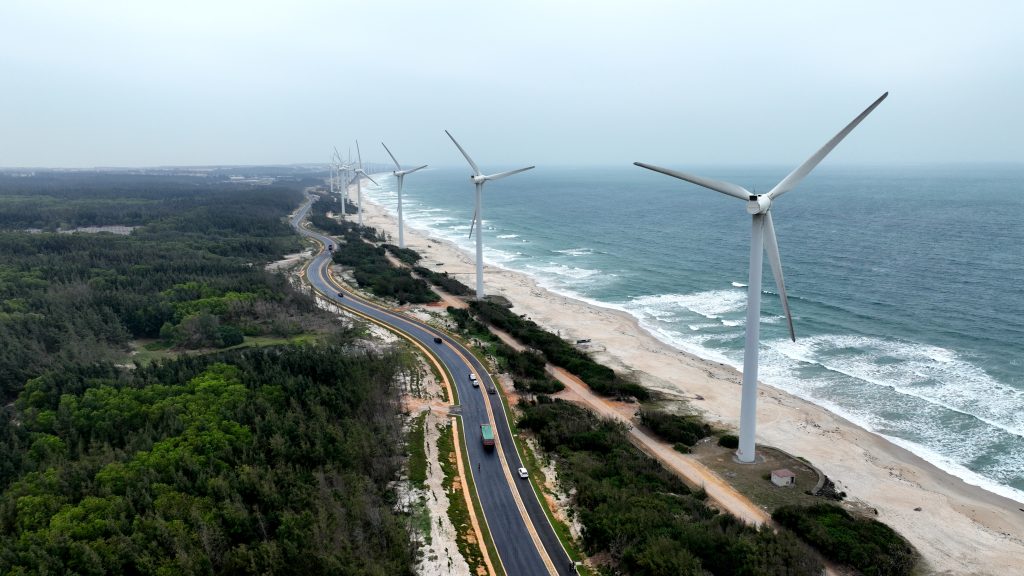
[0,173,416,574]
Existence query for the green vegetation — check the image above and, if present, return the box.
[640,409,712,447]
[518,397,822,575]
[1,341,416,574]
[773,503,918,576]
[408,412,428,487]
[445,307,564,393]
[466,300,648,399]
[718,434,740,449]
[0,172,420,574]
[0,177,330,403]
[412,266,473,296]
[495,342,565,394]
[383,244,423,266]
[307,198,439,304]
[436,422,489,574]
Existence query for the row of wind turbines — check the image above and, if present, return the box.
[329,93,888,463]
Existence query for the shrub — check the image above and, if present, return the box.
[514,378,565,394]
[718,434,739,449]
[640,409,712,447]
[413,266,473,296]
[773,503,918,576]
[383,244,422,265]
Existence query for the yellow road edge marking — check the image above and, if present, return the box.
[447,346,559,576]
[452,417,499,576]
[301,230,501,576]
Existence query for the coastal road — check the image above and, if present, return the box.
[290,196,576,576]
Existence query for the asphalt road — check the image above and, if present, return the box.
[291,196,575,576]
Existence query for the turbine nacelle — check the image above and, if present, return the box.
[746,195,772,215]
[471,174,488,184]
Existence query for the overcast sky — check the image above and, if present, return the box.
[1,1,1021,168]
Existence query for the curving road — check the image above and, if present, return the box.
[290,196,575,576]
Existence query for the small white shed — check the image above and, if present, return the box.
[771,468,796,487]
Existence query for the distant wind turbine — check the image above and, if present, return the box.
[353,140,378,227]
[445,130,534,300]
[634,92,888,463]
[381,142,427,248]
[332,146,352,218]
[329,152,336,197]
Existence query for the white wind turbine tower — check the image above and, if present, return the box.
[353,140,379,227]
[445,130,534,300]
[332,146,350,218]
[381,142,427,248]
[329,153,336,197]
[635,92,887,463]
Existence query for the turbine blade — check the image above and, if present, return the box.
[484,166,534,181]
[767,92,888,200]
[356,140,363,169]
[406,164,428,174]
[468,206,478,239]
[333,145,342,164]
[381,142,401,170]
[763,212,796,341]
[364,173,379,186]
[445,130,481,176]
[634,162,750,200]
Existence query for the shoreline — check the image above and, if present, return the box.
[351,184,1024,574]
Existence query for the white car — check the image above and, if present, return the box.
[517,467,528,479]
[469,373,479,387]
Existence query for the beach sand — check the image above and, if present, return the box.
[351,189,1024,575]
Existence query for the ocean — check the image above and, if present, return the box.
[360,164,1024,503]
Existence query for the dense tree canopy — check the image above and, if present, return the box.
[0,173,417,574]
[1,341,415,575]
[0,177,328,402]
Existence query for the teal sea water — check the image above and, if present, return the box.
[361,164,1024,502]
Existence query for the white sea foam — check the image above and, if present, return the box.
[496,234,519,239]
[767,335,1024,439]
[526,263,604,282]
[754,360,1024,504]
[553,247,595,256]
[731,281,748,288]
[628,290,747,320]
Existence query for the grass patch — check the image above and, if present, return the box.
[774,503,918,576]
[437,421,504,576]
[408,411,428,487]
[129,334,321,366]
[690,442,826,512]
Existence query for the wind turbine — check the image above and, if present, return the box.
[381,142,427,248]
[332,146,350,217]
[329,152,336,197]
[353,140,378,227]
[445,130,534,300]
[634,92,887,463]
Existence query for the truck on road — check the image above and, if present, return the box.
[480,424,495,450]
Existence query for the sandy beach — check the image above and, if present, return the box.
[350,188,1024,575]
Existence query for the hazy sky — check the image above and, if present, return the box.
[2,1,1021,168]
